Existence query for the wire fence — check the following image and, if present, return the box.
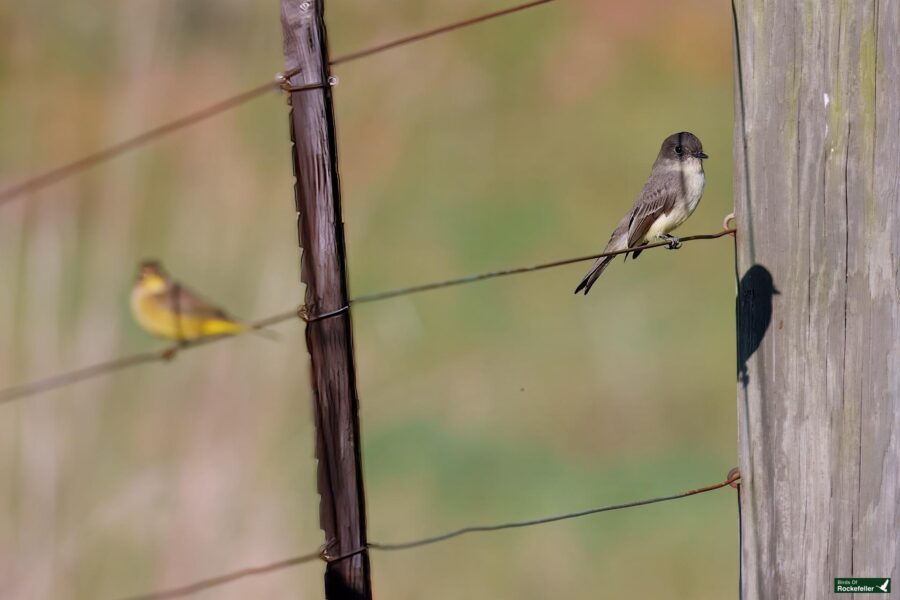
[119,471,741,600]
[0,227,734,404]
[0,0,555,206]
[2,1,744,599]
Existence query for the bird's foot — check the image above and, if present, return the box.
[661,234,682,250]
[161,340,191,361]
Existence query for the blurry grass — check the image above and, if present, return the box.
[366,419,735,600]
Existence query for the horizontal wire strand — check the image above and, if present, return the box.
[118,550,323,600]
[353,229,735,303]
[368,472,740,551]
[0,0,555,206]
[117,471,740,600]
[0,76,314,206]
[329,0,555,65]
[0,229,734,404]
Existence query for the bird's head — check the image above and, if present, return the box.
[136,260,168,292]
[660,131,708,163]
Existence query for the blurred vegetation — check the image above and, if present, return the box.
[0,0,737,598]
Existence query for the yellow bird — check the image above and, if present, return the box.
[130,260,272,342]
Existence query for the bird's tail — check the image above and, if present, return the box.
[574,256,614,295]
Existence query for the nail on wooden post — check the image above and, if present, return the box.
[279,1,372,598]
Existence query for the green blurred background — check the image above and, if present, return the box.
[0,0,738,597]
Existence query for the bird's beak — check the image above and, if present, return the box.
[772,286,781,295]
[694,151,709,159]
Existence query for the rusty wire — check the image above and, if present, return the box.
[118,550,324,600]
[0,0,555,206]
[0,229,734,404]
[0,76,316,206]
[117,470,740,600]
[353,228,735,303]
[329,0,555,65]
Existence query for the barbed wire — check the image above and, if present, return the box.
[118,469,740,600]
[0,0,555,206]
[0,228,734,404]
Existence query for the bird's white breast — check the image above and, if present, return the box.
[645,160,705,241]
[682,160,705,214]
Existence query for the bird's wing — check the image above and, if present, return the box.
[625,175,681,248]
[159,282,234,321]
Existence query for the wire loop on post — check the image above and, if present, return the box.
[322,545,369,564]
[278,81,329,94]
[297,305,350,323]
[727,467,741,488]
[723,212,736,236]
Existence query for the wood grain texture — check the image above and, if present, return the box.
[280,1,372,598]
[733,1,898,597]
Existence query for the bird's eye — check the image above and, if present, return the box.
[675,145,684,155]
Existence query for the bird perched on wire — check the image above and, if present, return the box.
[575,132,708,295]
[130,260,276,342]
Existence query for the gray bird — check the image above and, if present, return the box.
[574,132,708,294]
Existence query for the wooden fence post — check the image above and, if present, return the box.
[280,1,373,598]
[733,1,898,597]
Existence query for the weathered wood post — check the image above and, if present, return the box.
[733,1,898,598]
[280,1,372,598]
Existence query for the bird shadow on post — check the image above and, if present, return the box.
[736,264,779,389]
